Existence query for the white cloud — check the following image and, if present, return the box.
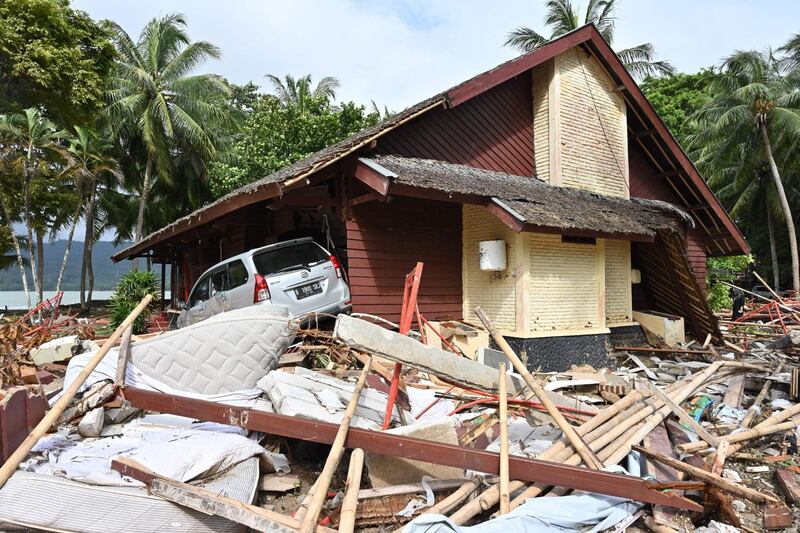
[73,0,799,112]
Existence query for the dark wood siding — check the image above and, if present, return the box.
[629,140,707,291]
[346,197,462,323]
[376,75,535,177]
[686,228,708,291]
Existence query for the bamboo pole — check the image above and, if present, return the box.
[741,361,784,428]
[395,476,483,531]
[474,307,603,469]
[299,358,372,533]
[498,362,510,515]
[504,362,728,512]
[633,446,780,505]
[676,418,800,455]
[0,294,153,490]
[338,448,364,533]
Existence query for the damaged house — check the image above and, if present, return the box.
[113,25,748,370]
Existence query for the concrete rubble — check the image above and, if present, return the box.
[1,292,800,532]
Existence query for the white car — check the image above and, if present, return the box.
[177,238,351,327]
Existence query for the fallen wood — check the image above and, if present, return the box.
[676,419,800,455]
[775,469,800,503]
[722,375,745,408]
[300,359,373,533]
[339,448,364,533]
[646,381,719,447]
[632,446,780,505]
[358,478,482,500]
[741,361,784,428]
[474,307,604,470]
[122,387,701,510]
[112,458,332,533]
[114,325,133,387]
[0,294,153,490]
[497,361,510,515]
[628,353,658,380]
[613,346,711,355]
[710,441,730,476]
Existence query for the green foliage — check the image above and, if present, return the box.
[505,0,674,79]
[0,0,115,125]
[209,94,380,197]
[706,255,754,312]
[640,71,714,145]
[109,270,159,334]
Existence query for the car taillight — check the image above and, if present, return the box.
[329,255,342,278]
[254,273,271,303]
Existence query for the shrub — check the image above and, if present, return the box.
[706,255,753,313]
[109,270,159,334]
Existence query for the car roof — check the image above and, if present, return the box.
[195,237,321,281]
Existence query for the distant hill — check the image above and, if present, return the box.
[0,240,133,291]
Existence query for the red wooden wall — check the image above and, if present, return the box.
[346,197,463,323]
[376,75,535,177]
[629,141,707,291]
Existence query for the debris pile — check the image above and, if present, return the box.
[1,282,800,532]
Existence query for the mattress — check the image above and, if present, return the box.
[0,457,260,532]
[62,304,297,398]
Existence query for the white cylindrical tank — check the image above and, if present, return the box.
[479,240,506,271]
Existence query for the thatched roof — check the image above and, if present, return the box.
[367,155,692,239]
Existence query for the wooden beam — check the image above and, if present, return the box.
[352,158,392,196]
[447,25,594,107]
[348,191,384,206]
[486,198,524,232]
[121,387,701,511]
[632,128,657,139]
[654,170,680,179]
[112,458,332,533]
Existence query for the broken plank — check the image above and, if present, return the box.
[722,375,745,408]
[775,469,800,503]
[357,478,483,500]
[613,346,711,355]
[632,445,780,505]
[111,458,333,533]
[628,353,658,381]
[123,386,701,511]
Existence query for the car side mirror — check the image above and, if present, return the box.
[177,301,188,310]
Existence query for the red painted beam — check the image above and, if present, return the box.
[352,158,392,196]
[122,387,701,511]
[447,26,594,107]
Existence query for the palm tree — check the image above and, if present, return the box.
[505,0,674,80]
[57,126,120,302]
[265,74,340,114]
[693,49,800,292]
[0,108,68,304]
[106,13,237,267]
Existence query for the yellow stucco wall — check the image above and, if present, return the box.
[528,233,601,332]
[462,204,518,331]
[605,240,633,324]
[532,62,550,182]
[558,48,628,198]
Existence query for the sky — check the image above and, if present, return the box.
[61,0,799,241]
[73,0,799,113]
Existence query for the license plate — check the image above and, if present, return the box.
[294,282,322,300]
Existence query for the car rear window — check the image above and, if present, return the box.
[253,242,328,276]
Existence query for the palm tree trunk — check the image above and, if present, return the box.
[36,229,44,303]
[760,123,800,293]
[55,203,82,294]
[22,165,40,304]
[766,207,780,291]
[0,195,31,309]
[132,156,153,272]
[88,245,94,304]
[80,182,96,309]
